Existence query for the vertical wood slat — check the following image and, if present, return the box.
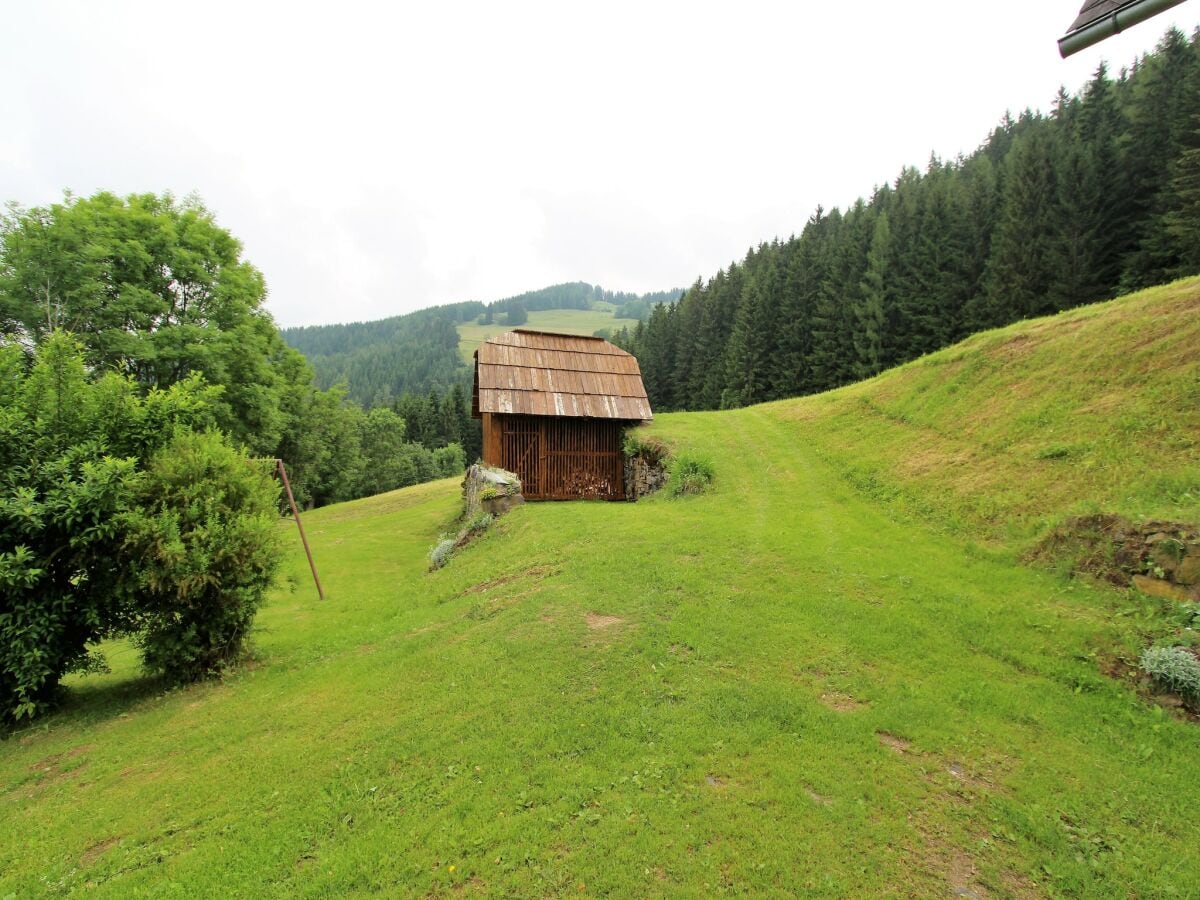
[494,414,625,501]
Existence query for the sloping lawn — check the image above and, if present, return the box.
[3,283,1199,896]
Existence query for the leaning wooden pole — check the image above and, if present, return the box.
[276,459,325,601]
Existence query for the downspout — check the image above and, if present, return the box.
[1059,0,1189,57]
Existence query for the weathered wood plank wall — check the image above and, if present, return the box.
[488,414,624,501]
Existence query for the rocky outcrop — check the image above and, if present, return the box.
[461,464,524,519]
[1034,514,1200,601]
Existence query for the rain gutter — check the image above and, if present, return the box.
[1059,0,1189,57]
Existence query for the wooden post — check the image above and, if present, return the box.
[538,418,548,499]
[276,459,325,601]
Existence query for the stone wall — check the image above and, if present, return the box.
[1036,514,1200,601]
[624,453,668,500]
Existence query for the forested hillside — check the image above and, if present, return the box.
[284,307,474,407]
[620,28,1200,411]
[281,283,681,407]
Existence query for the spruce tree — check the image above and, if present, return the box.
[1120,28,1200,289]
[853,212,890,379]
[773,210,839,398]
[1157,115,1200,275]
[808,206,866,391]
[669,284,704,409]
[1077,62,1135,294]
[979,126,1059,323]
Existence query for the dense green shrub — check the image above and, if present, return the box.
[433,443,466,477]
[1140,646,1200,704]
[0,335,220,721]
[0,335,281,721]
[0,448,141,721]
[668,452,715,496]
[124,430,283,683]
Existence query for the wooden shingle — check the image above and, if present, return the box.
[1068,0,1132,32]
[473,329,652,421]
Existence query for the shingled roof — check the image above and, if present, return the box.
[1068,0,1135,32]
[473,329,652,421]
[1059,0,1187,57]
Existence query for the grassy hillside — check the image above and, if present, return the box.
[457,306,642,362]
[2,283,1199,896]
[782,277,1200,543]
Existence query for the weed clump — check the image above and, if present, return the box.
[429,513,499,571]
[623,432,669,466]
[465,511,494,534]
[1140,646,1200,704]
[668,452,715,496]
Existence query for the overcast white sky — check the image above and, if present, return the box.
[2,2,1197,327]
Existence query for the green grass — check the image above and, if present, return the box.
[3,283,1200,896]
[457,308,642,362]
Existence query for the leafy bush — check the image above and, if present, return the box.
[124,430,283,683]
[0,450,141,721]
[1175,603,1200,628]
[433,443,466,477]
[429,537,457,570]
[668,452,715,496]
[1140,646,1200,704]
[0,335,218,722]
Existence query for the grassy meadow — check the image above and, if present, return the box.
[456,305,641,362]
[2,282,1199,896]
[788,277,1200,543]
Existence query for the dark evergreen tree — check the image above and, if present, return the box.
[722,263,772,408]
[505,302,528,326]
[979,125,1060,323]
[853,212,890,379]
[1120,28,1200,289]
[769,211,826,396]
[1158,115,1200,274]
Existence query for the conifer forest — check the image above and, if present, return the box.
[614,29,1200,411]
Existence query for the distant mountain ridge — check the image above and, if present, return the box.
[280,282,682,407]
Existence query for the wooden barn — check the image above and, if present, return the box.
[472,329,653,500]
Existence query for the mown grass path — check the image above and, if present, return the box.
[2,402,1198,897]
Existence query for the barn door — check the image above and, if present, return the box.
[501,417,543,498]
[544,419,625,501]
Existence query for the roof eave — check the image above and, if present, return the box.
[1059,0,1188,58]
